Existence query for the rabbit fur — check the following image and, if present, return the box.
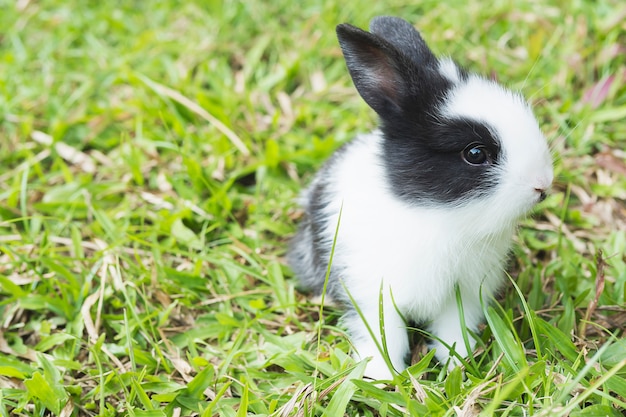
[288,16,554,380]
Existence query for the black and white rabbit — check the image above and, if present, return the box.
[289,16,553,380]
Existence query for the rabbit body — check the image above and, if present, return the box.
[289,16,553,380]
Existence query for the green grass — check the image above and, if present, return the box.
[0,0,625,415]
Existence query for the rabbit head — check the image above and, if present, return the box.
[337,16,553,226]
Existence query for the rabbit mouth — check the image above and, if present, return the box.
[536,189,548,203]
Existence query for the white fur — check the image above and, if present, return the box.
[438,58,461,83]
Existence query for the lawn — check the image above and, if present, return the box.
[0,0,625,416]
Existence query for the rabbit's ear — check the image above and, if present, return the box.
[369,16,437,68]
[336,23,413,118]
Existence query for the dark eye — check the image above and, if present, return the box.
[462,144,490,165]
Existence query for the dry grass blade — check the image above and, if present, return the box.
[58,399,74,417]
[80,290,126,372]
[136,74,250,156]
[31,130,96,173]
[276,382,315,417]
[409,372,427,404]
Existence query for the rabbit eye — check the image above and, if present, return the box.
[462,144,490,165]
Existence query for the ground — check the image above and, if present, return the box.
[0,0,625,416]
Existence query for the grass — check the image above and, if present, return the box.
[0,0,625,415]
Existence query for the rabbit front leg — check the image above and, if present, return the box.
[428,293,483,369]
[345,302,410,380]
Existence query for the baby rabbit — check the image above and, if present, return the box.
[289,16,553,380]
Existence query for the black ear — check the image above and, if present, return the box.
[369,16,438,68]
[336,19,439,119]
[336,23,412,118]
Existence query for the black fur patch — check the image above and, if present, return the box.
[381,113,502,205]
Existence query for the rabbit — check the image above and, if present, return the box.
[288,16,554,381]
